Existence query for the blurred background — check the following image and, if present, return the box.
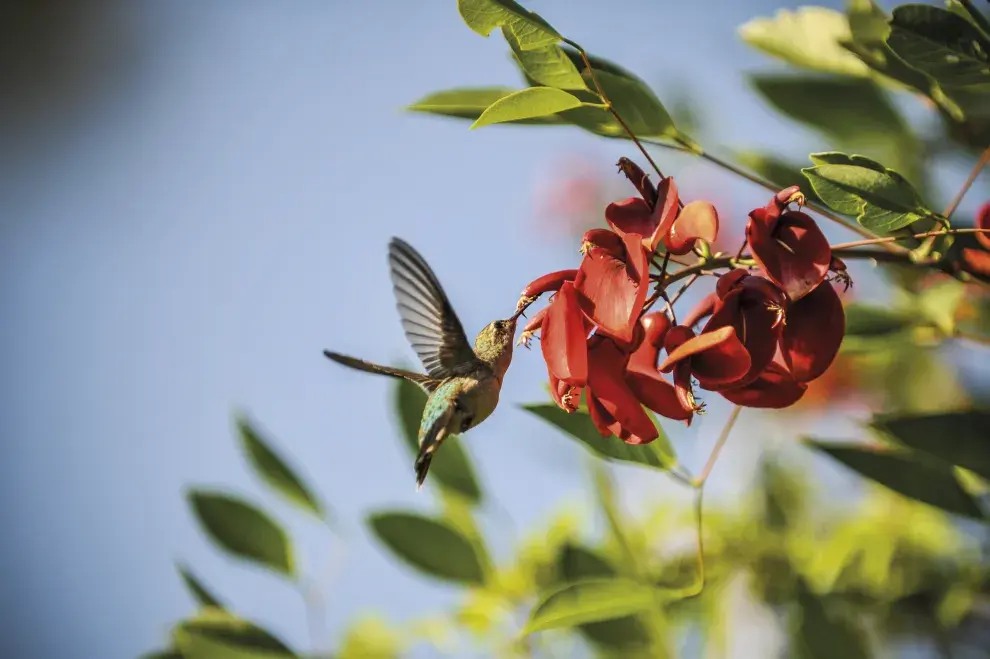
[1,1,988,658]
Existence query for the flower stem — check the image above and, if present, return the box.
[943,145,990,220]
[694,405,741,487]
[830,227,990,250]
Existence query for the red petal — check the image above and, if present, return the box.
[521,305,549,335]
[716,269,750,299]
[672,361,697,421]
[720,362,807,409]
[627,311,670,375]
[548,369,582,413]
[683,293,718,328]
[605,197,655,240]
[587,339,659,442]
[664,201,719,256]
[582,228,625,254]
[782,280,845,383]
[703,289,781,386]
[748,211,830,301]
[961,247,990,279]
[586,393,615,437]
[659,325,737,371]
[521,269,579,298]
[626,370,692,424]
[976,202,990,251]
[691,331,751,389]
[648,177,680,252]
[541,282,588,386]
[575,233,649,343]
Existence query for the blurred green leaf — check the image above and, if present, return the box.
[524,578,658,634]
[236,416,325,521]
[732,151,823,206]
[472,87,585,129]
[872,410,990,479]
[394,378,482,503]
[843,303,912,337]
[560,49,685,143]
[556,544,653,651]
[173,609,297,659]
[886,5,990,90]
[407,87,567,124]
[187,490,294,577]
[338,614,403,659]
[739,7,871,77]
[522,403,676,471]
[791,586,870,659]
[368,511,489,585]
[805,440,984,519]
[504,30,586,91]
[457,0,561,50]
[177,563,225,610]
[802,152,935,233]
[140,652,183,659]
[915,278,965,335]
[945,0,990,39]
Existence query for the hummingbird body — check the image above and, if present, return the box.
[324,237,519,490]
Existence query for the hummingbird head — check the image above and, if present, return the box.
[474,315,519,381]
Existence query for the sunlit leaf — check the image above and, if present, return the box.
[739,7,871,77]
[177,562,225,610]
[236,416,325,521]
[407,87,567,124]
[872,410,990,479]
[802,152,936,233]
[504,30,586,91]
[886,4,990,90]
[524,578,658,634]
[368,511,489,585]
[457,0,561,50]
[805,440,984,519]
[522,403,676,471]
[173,609,297,659]
[945,0,990,39]
[394,378,482,503]
[791,585,870,659]
[338,614,404,659]
[472,87,585,129]
[187,490,294,577]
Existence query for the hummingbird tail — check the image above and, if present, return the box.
[414,408,451,491]
[323,351,439,390]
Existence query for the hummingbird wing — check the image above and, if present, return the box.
[388,238,481,380]
[322,350,442,392]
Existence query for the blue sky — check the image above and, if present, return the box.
[1,2,983,658]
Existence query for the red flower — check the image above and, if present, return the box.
[658,324,750,416]
[976,202,990,251]
[664,201,719,256]
[604,177,679,253]
[780,280,845,383]
[720,359,807,409]
[540,281,589,388]
[625,312,693,425]
[574,229,649,344]
[747,186,831,301]
[700,270,786,387]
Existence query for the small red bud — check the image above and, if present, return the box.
[616,157,658,208]
[520,269,579,299]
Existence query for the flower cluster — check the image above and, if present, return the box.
[515,159,847,445]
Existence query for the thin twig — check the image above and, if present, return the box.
[943,145,990,220]
[830,227,990,250]
[668,273,700,308]
[695,405,742,487]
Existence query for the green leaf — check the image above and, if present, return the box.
[139,651,184,659]
[872,410,990,479]
[394,378,482,503]
[791,585,870,659]
[560,49,682,142]
[521,403,676,471]
[945,0,990,40]
[173,609,297,659]
[805,440,984,519]
[886,4,990,90]
[338,615,404,659]
[843,303,912,337]
[732,151,823,206]
[739,7,872,77]
[504,30,586,91]
[187,490,294,577]
[177,563,225,610]
[915,278,965,335]
[236,416,325,521]
[368,511,488,585]
[802,152,935,233]
[457,0,561,50]
[524,578,657,634]
[471,87,585,129]
[407,87,567,124]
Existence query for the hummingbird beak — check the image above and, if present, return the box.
[509,307,525,323]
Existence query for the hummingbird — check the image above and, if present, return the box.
[323,237,521,490]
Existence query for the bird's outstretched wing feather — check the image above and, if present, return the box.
[388,238,479,379]
[323,350,442,392]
